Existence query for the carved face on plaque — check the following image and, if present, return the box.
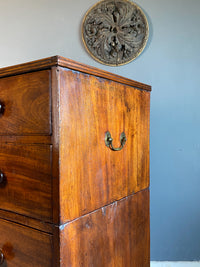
[82,0,149,66]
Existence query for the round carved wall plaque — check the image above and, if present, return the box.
[82,0,149,66]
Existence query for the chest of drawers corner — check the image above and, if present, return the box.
[0,56,151,267]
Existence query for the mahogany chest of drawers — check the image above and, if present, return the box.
[0,56,151,266]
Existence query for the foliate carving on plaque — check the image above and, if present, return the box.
[82,0,149,66]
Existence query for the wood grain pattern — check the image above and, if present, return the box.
[51,67,61,226]
[0,70,51,135]
[0,144,52,221]
[59,68,150,222]
[0,56,151,91]
[0,57,151,266]
[0,136,51,144]
[0,209,54,234]
[57,56,151,91]
[60,189,150,267]
[0,218,52,267]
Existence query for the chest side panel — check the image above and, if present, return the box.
[60,189,150,267]
[59,68,150,222]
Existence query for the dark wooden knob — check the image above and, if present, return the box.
[0,171,5,184]
[0,102,4,115]
[0,249,4,265]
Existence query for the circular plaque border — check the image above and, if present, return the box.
[82,0,149,66]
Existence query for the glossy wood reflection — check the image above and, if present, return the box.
[59,68,150,222]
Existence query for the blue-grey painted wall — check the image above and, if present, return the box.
[0,0,200,261]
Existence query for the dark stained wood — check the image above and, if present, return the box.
[59,68,150,222]
[51,67,61,266]
[52,226,60,267]
[0,135,51,144]
[0,144,52,221]
[60,189,150,267]
[0,70,51,135]
[0,218,52,267]
[51,67,61,225]
[0,56,151,91]
[0,209,54,234]
[0,56,58,78]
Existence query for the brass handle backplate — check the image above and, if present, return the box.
[0,249,4,265]
[105,131,126,151]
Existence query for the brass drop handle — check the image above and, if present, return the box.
[0,171,5,184]
[105,131,127,151]
[0,102,4,115]
[0,249,4,265]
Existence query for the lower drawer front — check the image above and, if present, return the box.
[0,218,52,267]
[0,144,52,221]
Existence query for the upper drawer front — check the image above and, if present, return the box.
[0,144,52,222]
[0,70,51,135]
[0,218,52,267]
[59,69,150,222]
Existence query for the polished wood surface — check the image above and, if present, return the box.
[0,135,51,144]
[0,56,150,266]
[0,218,52,266]
[0,144,52,221]
[60,189,150,267]
[59,68,150,222]
[0,209,54,233]
[0,56,151,91]
[51,67,61,226]
[0,70,51,135]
